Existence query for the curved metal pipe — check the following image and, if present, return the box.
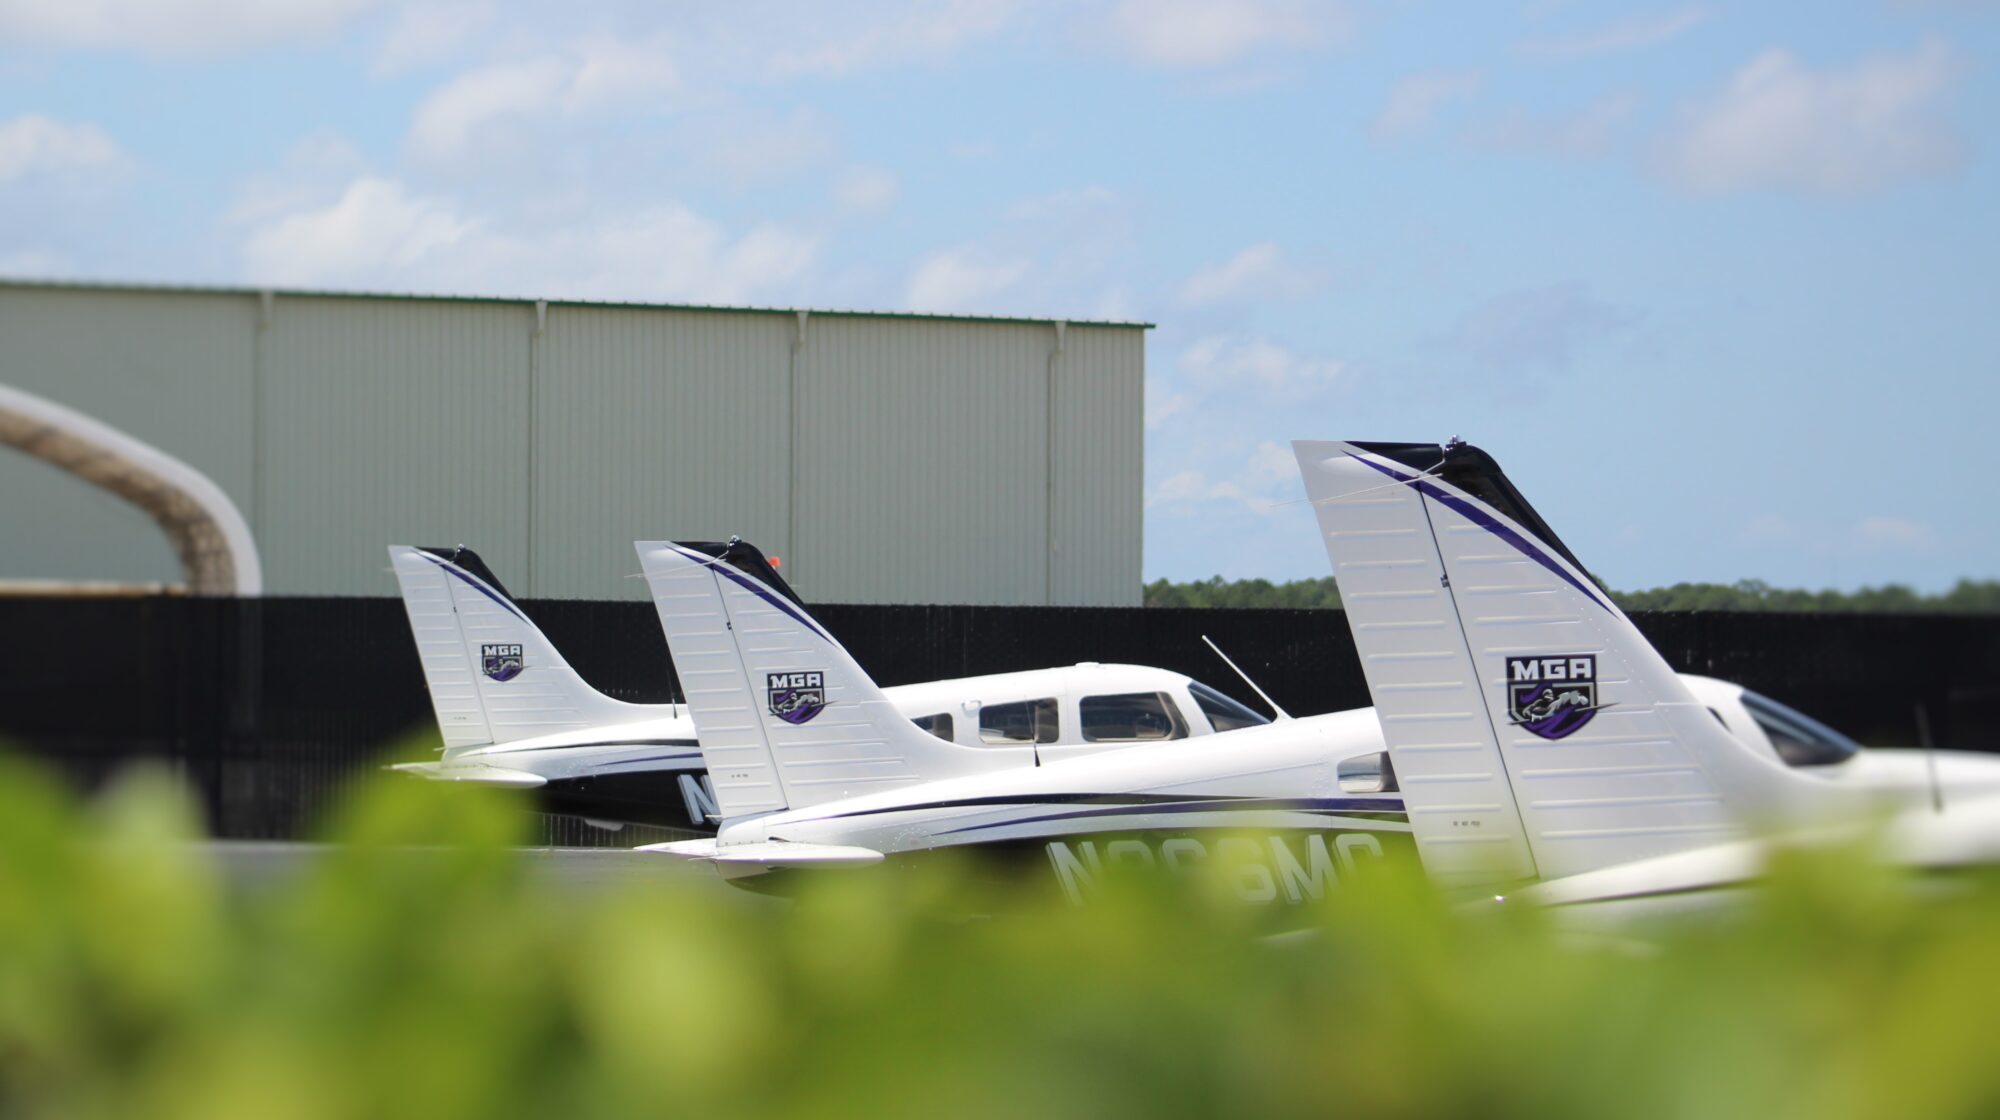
[0,383,263,595]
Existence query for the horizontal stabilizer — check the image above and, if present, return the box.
[636,838,885,878]
[387,761,548,788]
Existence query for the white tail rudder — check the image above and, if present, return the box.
[635,539,1008,826]
[1294,441,1822,888]
[388,545,651,750]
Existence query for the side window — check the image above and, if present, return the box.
[1740,690,1861,767]
[979,698,1059,745]
[1188,681,1271,734]
[1337,751,1398,794]
[911,712,953,742]
[1080,692,1189,743]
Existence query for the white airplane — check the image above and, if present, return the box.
[637,444,2000,910]
[1298,438,2000,915]
[385,543,1280,833]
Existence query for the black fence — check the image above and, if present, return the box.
[3,596,1998,840]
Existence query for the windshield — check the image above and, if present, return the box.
[1739,690,1862,768]
[1188,681,1270,734]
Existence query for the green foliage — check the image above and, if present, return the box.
[1144,575,1344,610]
[1145,575,2000,614]
[1611,578,2000,614]
[8,757,2000,1118]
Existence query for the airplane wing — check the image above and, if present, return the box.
[387,761,548,788]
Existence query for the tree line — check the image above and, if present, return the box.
[1144,575,2000,614]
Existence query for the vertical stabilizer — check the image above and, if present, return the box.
[388,546,650,749]
[636,540,1005,825]
[1294,441,1812,887]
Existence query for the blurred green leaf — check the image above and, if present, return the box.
[6,752,2000,1119]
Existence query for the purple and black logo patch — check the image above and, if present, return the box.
[767,670,826,725]
[481,643,524,683]
[1506,654,1599,740]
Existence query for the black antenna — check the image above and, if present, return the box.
[1200,635,1291,721]
[1916,702,1944,815]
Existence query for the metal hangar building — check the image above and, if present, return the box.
[0,280,1148,606]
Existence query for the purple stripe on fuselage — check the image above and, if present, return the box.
[938,796,1408,836]
[595,753,704,769]
[1346,452,1614,614]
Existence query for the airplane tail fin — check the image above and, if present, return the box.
[388,545,650,749]
[1293,441,1819,888]
[635,539,1005,824]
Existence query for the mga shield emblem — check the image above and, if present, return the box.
[481,643,524,683]
[1505,654,1599,740]
[766,670,826,724]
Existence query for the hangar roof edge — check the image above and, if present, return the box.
[0,276,1155,330]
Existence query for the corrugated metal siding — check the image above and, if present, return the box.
[794,317,1053,605]
[0,284,1146,604]
[1050,326,1144,606]
[532,306,794,598]
[0,288,255,582]
[259,297,533,595]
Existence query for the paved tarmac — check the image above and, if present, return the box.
[205,841,777,910]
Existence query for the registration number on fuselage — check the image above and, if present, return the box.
[1046,831,1391,905]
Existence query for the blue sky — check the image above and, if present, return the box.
[2,1,1996,593]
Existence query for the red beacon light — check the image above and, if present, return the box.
[768,555,781,569]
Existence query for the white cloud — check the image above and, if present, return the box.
[1145,442,1296,512]
[1470,92,1637,159]
[763,0,1025,77]
[1091,285,1138,321]
[0,114,123,181]
[1521,8,1708,59]
[1658,40,1961,195]
[1146,469,1219,510]
[0,247,68,275]
[1243,439,1294,486]
[1853,516,1937,552]
[242,177,477,285]
[835,165,901,212]
[407,38,680,165]
[903,246,1030,311]
[1179,334,1344,399]
[895,186,1134,316]
[1451,282,1633,372]
[225,132,368,226]
[1739,514,1798,546]
[240,176,818,304]
[407,58,572,163]
[1373,70,1483,140]
[372,1,491,74]
[1101,0,1341,68]
[1145,376,1190,430]
[1001,185,1120,223]
[0,0,376,54]
[1178,242,1324,305]
[691,108,840,185]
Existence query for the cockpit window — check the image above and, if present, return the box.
[979,698,1059,745]
[1080,692,1189,743]
[1740,690,1861,768]
[1188,682,1270,734]
[911,713,953,742]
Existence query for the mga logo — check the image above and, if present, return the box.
[1506,654,1599,740]
[481,643,524,682]
[767,671,826,725]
